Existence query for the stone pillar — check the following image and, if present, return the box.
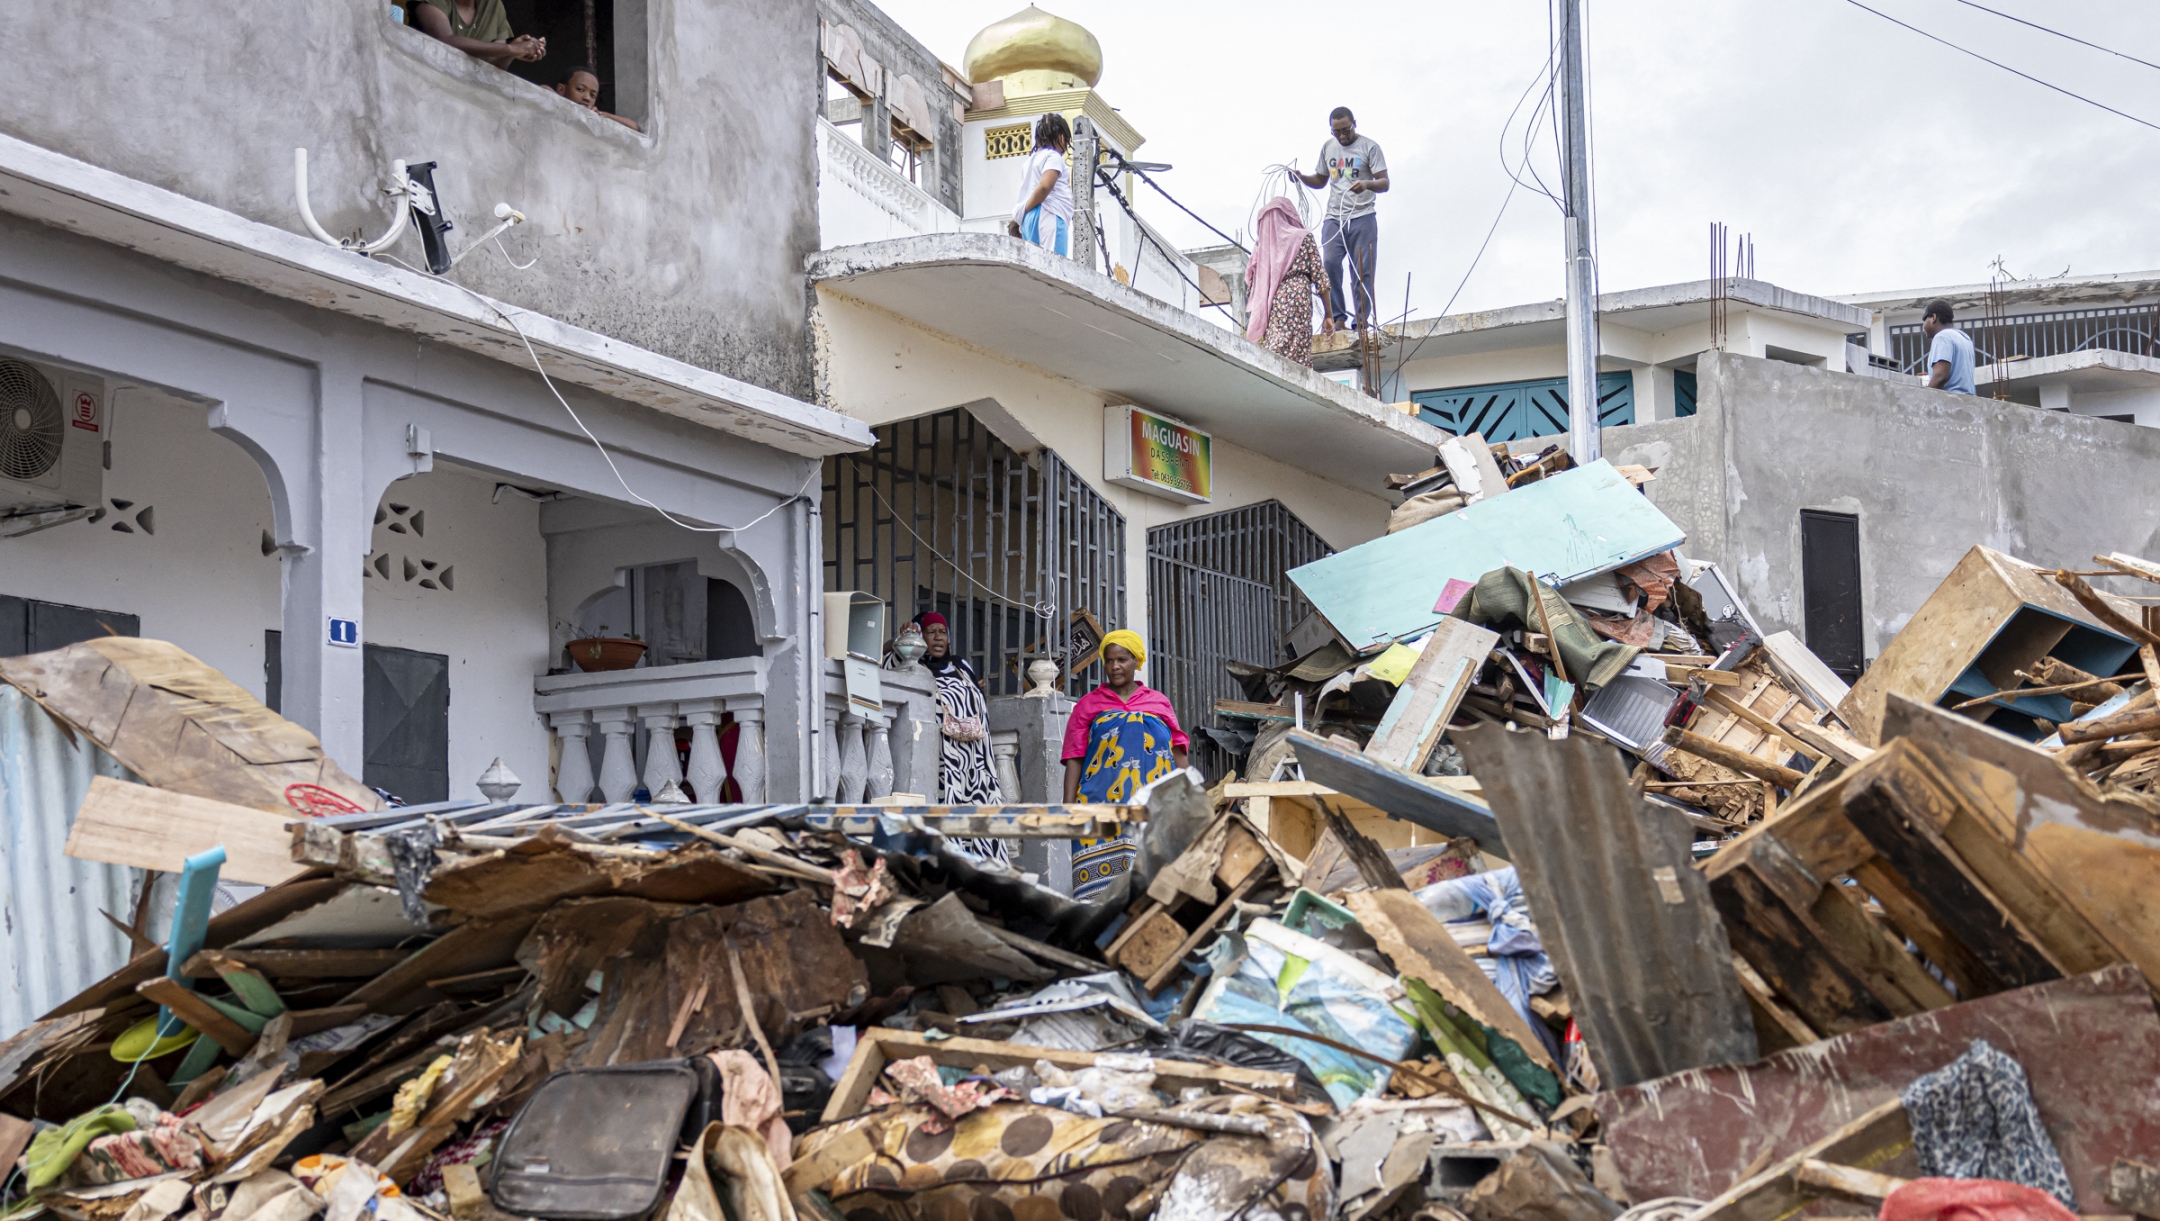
[593,707,639,804]
[681,701,726,806]
[640,708,682,800]
[866,714,894,800]
[729,703,766,803]
[837,712,869,803]
[988,693,1075,802]
[989,732,1021,805]
[550,711,596,803]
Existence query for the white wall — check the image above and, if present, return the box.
[815,292,1392,642]
[1,388,280,697]
[363,462,550,803]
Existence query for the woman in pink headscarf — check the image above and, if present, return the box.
[1244,197,1332,366]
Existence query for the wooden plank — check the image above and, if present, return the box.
[137,976,256,1056]
[1760,630,1851,710]
[1841,749,2065,989]
[340,912,539,1015]
[1849,858,2001,1000]
[1705,686,1822,761]
[193,948,411,978]
[1346,888,1561,1075]
[1893,742,2123,976]
[1287,729,1506,856]
[1807,880,1953,1015]
[1732,955,1819,1047]
[1706,862,1898,1038]
[819,1029,1298,1122]
[1364,619,1499,770]
[1794,1159,1909,1205]
[65,776,305,886]
[1214,825,1267,889]
[2057,570,2160,649]
[1109,908,1193,982]
[1687,1098,1911,1221]
[1785,719,1873,767]
[1664,727,1806,789]
[1142,872,1264,994]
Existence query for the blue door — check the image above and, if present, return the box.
[1411,371,1633,442]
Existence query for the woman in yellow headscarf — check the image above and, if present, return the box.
[1059,630,1189,899]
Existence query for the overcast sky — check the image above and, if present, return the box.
[875,0,2160,320]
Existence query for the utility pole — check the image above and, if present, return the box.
[1559,0,1602,463]
[1070,117,1099,271]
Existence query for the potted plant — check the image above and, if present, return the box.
[565,626,646,672]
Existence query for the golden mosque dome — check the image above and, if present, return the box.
[963,6,1103,96]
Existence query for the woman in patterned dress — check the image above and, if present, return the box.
[1060,630,1189,900]
[1243,196,1333,367]
[915,615,1008,861]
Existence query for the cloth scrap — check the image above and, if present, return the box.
[829,850,891,930]
[1900,1039,2076,1209]
[879,1055,1009,1133]
[709,1050,792,1166]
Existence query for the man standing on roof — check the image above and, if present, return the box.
[1921,299,1975,394]
[1294,107,1388,334]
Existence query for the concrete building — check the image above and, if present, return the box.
[1839,271,2160,428]
[0,0,937,814]
[806,4,1455,762]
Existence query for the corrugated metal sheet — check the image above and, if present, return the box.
[1454,722,1758,1089]
[1,682,142,1038]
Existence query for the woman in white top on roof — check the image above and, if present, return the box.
[1007,113,1074,257]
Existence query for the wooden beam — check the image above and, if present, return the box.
[2062,708,2160,745]
[137,976,255,1056]
[1664,726,1806,789]
[1794,1159,1909,1205]
[1784,719,1874,768]
[2057,569,2160,648]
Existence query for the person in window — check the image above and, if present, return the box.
[1921,298,1976,395]
[409,0,546,69]
[554,67,641,132]
[1007,113,1074,258]
[1061,630,1189,900]
[1243,196,1333,366]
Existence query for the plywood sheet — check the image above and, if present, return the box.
[64,775,305,885]
[1288,460,1685,648]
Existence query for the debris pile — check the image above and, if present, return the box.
[6,454,2160,1221]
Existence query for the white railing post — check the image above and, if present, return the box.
[729,702,766,803]
[681,700,726,805]
[640,706,682,799]
[593,707,639,804]
[550,711,596,803]
[837,711,869,803]
[866,713,894,800]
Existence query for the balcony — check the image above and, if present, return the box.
[533,655,938,803]
[817,117,961,248]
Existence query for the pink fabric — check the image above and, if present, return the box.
[1243,197,1310,344]
[709,1050,792,1166]
[1060,683,1190,761]
[1878,1178,2079,1221]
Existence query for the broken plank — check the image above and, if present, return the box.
[137,976,255,1056]
[1841,750,2066,989]
[1345,888,1560,1075]
[1706,859,1897,1038]
[2056,570,2160,649]
[1664,727,1806,790]
[1364,618,1499,770]
[1705,686,1822,761]
[1793,1159,1909,1205]
[66,776,304,886]
[1142,872,1264,994]
[195,949,411,978]
[340,912,539,1015]
[1784,719,1873,768]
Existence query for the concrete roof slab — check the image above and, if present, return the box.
[809,233,1452,490]
[0,133,872,459]
[1977,348,2160,391]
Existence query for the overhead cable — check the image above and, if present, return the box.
[1950,0,2160,75]
[1836,0,2160,134]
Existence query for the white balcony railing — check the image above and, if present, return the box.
[817,117,961,247]
[536,655,770,804]
[819,659,939,802]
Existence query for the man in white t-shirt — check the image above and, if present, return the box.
[1921,299,1975,395]
[1008,113,1074,257]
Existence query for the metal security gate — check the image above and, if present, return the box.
[1146,501,1334,775]
[824,408,1126,694]
[1147,554,1275,763]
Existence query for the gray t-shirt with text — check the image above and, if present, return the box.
[1314,134,1386,220]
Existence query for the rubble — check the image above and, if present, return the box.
[8,443,2160,1221]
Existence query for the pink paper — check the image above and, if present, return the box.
[1433,578,1476,615]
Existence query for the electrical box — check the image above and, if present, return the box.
[823,591,886,715]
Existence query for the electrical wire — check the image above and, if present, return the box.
[1950,0,2160,74]
[1120,161,1249,254]
[1836,0,2160,134]
[864,483,1054,620]
[376,253,820,535]
[1092,168,1237,317]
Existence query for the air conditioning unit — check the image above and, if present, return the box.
[0,356,104,537]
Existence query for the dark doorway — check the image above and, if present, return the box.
[0,595,139,656]
[1800,510,1865,682]
[364,644,451,803]
[705,578,758,660]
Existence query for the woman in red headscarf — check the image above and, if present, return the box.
[1244,196,1333,366]
[911,613,1006,819]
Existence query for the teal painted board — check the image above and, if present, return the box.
[1287,460,1685,647]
